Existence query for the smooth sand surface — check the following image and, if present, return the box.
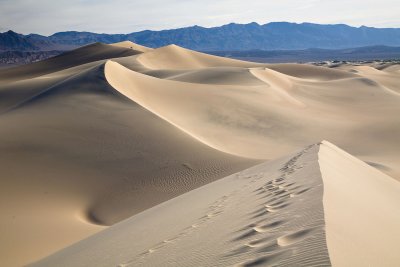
[31,142,400,267]
[319,141,400,266]
[1,42,400,266]
[137,44,263,69]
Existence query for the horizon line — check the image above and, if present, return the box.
[3,21,400,37]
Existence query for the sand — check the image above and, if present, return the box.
[30,141,400,267]
[111,41,154,53]
[1,41,399,266]
[105,56,400,178]
[320,141,400,266]
[0,44,256,266]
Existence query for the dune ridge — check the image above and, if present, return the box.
[104,59,400,179]
[0,43,141,83]
[30,141,400,267]
[111,41,154,52]
[30,142,331,267]
[0,55,256,266]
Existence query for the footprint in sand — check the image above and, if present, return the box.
[289,187,311,197]
[277,227,317,246]
[252,220,286,233]
[129,196,229,265]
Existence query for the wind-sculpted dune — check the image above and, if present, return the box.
[0,41,399,266]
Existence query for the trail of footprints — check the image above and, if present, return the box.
[231,146,318,267]
[117,194,232,267]
[118,146,318,267]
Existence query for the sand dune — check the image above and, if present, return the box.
[338,65,400,95]
[151,67,267,85]
[105,60,400,178]
[0,43,140,83]
[266,63,357,81]
[1,42,399,266]
[30,141,400,267]
[137,44,263,69]
[111,41,154,53]
[0,54,255,266]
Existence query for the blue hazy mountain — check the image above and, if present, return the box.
[2,22,400,51]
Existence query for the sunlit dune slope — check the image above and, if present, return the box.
[31,141,400,267]
[137,44,263,69]
[105,60,400,178]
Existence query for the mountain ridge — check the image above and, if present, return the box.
[2,22,400,52]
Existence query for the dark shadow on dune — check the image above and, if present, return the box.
[365,161,391,171]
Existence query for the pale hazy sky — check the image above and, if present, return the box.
[1,0,399,35]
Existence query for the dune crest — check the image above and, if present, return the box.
[0,60,255,266]
[249,68,306,107]
[104,60,307,158]
[30,142,400,267]
[111,41,153,53]
[104,60,400,179]
[0,43,140,83]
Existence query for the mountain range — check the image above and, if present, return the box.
[2,22,400,52]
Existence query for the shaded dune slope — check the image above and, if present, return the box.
[1,62,255,223]
[0,60,256,266]
[0,43,141,83]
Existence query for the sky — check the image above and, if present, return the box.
[1,0,399,35]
